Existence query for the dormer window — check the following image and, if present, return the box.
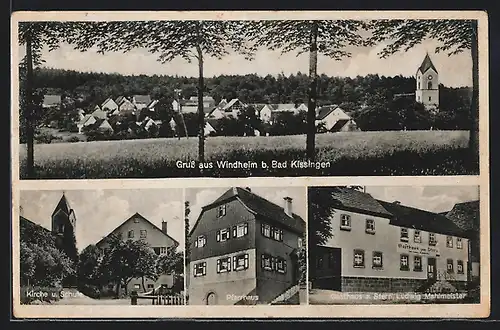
[217,205,226,217]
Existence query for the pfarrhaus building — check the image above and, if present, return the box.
[310,187,470,293]
[187,187,305,305]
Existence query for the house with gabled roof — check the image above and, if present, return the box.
[315,105,359,132]
[132,95,152,110]
[188,187,305,305]
[310,187,470,294]
[101,97,119,113]
[443,200,480,281]
[95,212,180,294]
[77,114,97,134]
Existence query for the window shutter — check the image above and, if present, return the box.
[233,226,237,237]
[244,254,249,269]
[244,223,248,235]
[284,260,287,273]
[228,257,232,271]
[194,239,198,248]
[233,256,237,270]
[203,263,206,275]
[217,259,220,273]
[227,227,231,239]
[216,231,220,242]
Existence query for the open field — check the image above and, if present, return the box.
[18,130,478,179]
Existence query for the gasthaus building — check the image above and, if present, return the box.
[188,187,305,305]
[311,187,470,293]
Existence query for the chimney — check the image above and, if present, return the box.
[283,197,293,217]
[161,220,168,235]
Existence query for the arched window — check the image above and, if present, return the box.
[428,81,433,89]
[418,82,420,89]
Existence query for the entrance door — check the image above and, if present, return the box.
[427,257,437,280]
[206,292,217,305]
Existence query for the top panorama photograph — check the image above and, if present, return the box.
[15,18,481,179]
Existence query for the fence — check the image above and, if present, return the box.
[130,291,184,305]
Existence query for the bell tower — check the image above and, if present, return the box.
[415,53,439,110]
[51,192,78,261]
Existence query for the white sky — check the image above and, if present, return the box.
[19,189,184,252]
[365,186,479,213]
[18,37,472,88]
[185,187,307,229]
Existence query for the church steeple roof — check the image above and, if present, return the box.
[51,193,72,217]
[417,53,438,74]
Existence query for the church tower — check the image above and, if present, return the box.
[415,53,439,110]
[51,193,78,262]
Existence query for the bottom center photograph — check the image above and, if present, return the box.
[185,186,307,305]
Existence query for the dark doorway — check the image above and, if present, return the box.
[206,292,217,305]
[312,246,341,291]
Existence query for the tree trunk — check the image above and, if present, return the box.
[116,279,121,298]
[306,22,319,161]
[196,44,205,165]
[180,111,189,139]
[469,21,479,169]
[25,30,35,178]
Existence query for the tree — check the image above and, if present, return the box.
[18,22,81,178]
[307,187,337,280]
[245,20,368,160]
[69,21,254,164]
[156,249,184,275]
[185,201,191,267]
[77,245,104,287]
[367,19,479,166]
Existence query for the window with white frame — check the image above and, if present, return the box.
[353,249,365,268]
[195,235,206,248]
[372,251,383,269]
[140,230,147,238]
[276,257,287,274]
[429,233,437,246]
[446,236,454,248]
[365,219,375,234]
[217,204,226,218]
[233,254,249,271]
[457,260,464,274]
[413,256,422,272]
[233,222,248,238]
[272,227,283,241]
[457,237,463,249]
[414,230,422,243]
[160,246,167,254]
[340,214,351,230]
[447,259,454,273]
[216,257,231,273]
[400,228,409,242]
[128,230,134,238]
[261,254,273,271]
[216,228,231,242]
[261,223,271,238]
[400,254,409,271]
[194,262,207,277]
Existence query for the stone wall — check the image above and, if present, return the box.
[341,276,425,292]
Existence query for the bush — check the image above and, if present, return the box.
[77,284,101,299]
[67,136,81,143]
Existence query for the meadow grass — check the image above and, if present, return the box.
[18,130,476,178]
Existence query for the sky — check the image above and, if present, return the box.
[365,186,480,214]
[185,187,307,229]
[18,36,472,88]
[19,189,184,252]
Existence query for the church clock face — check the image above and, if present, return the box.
[428,75,433,80]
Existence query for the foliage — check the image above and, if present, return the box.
[156,249,184,275]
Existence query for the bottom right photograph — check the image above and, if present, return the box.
[307,185,480,305]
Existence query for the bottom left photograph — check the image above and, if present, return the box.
[17,188,185,305]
